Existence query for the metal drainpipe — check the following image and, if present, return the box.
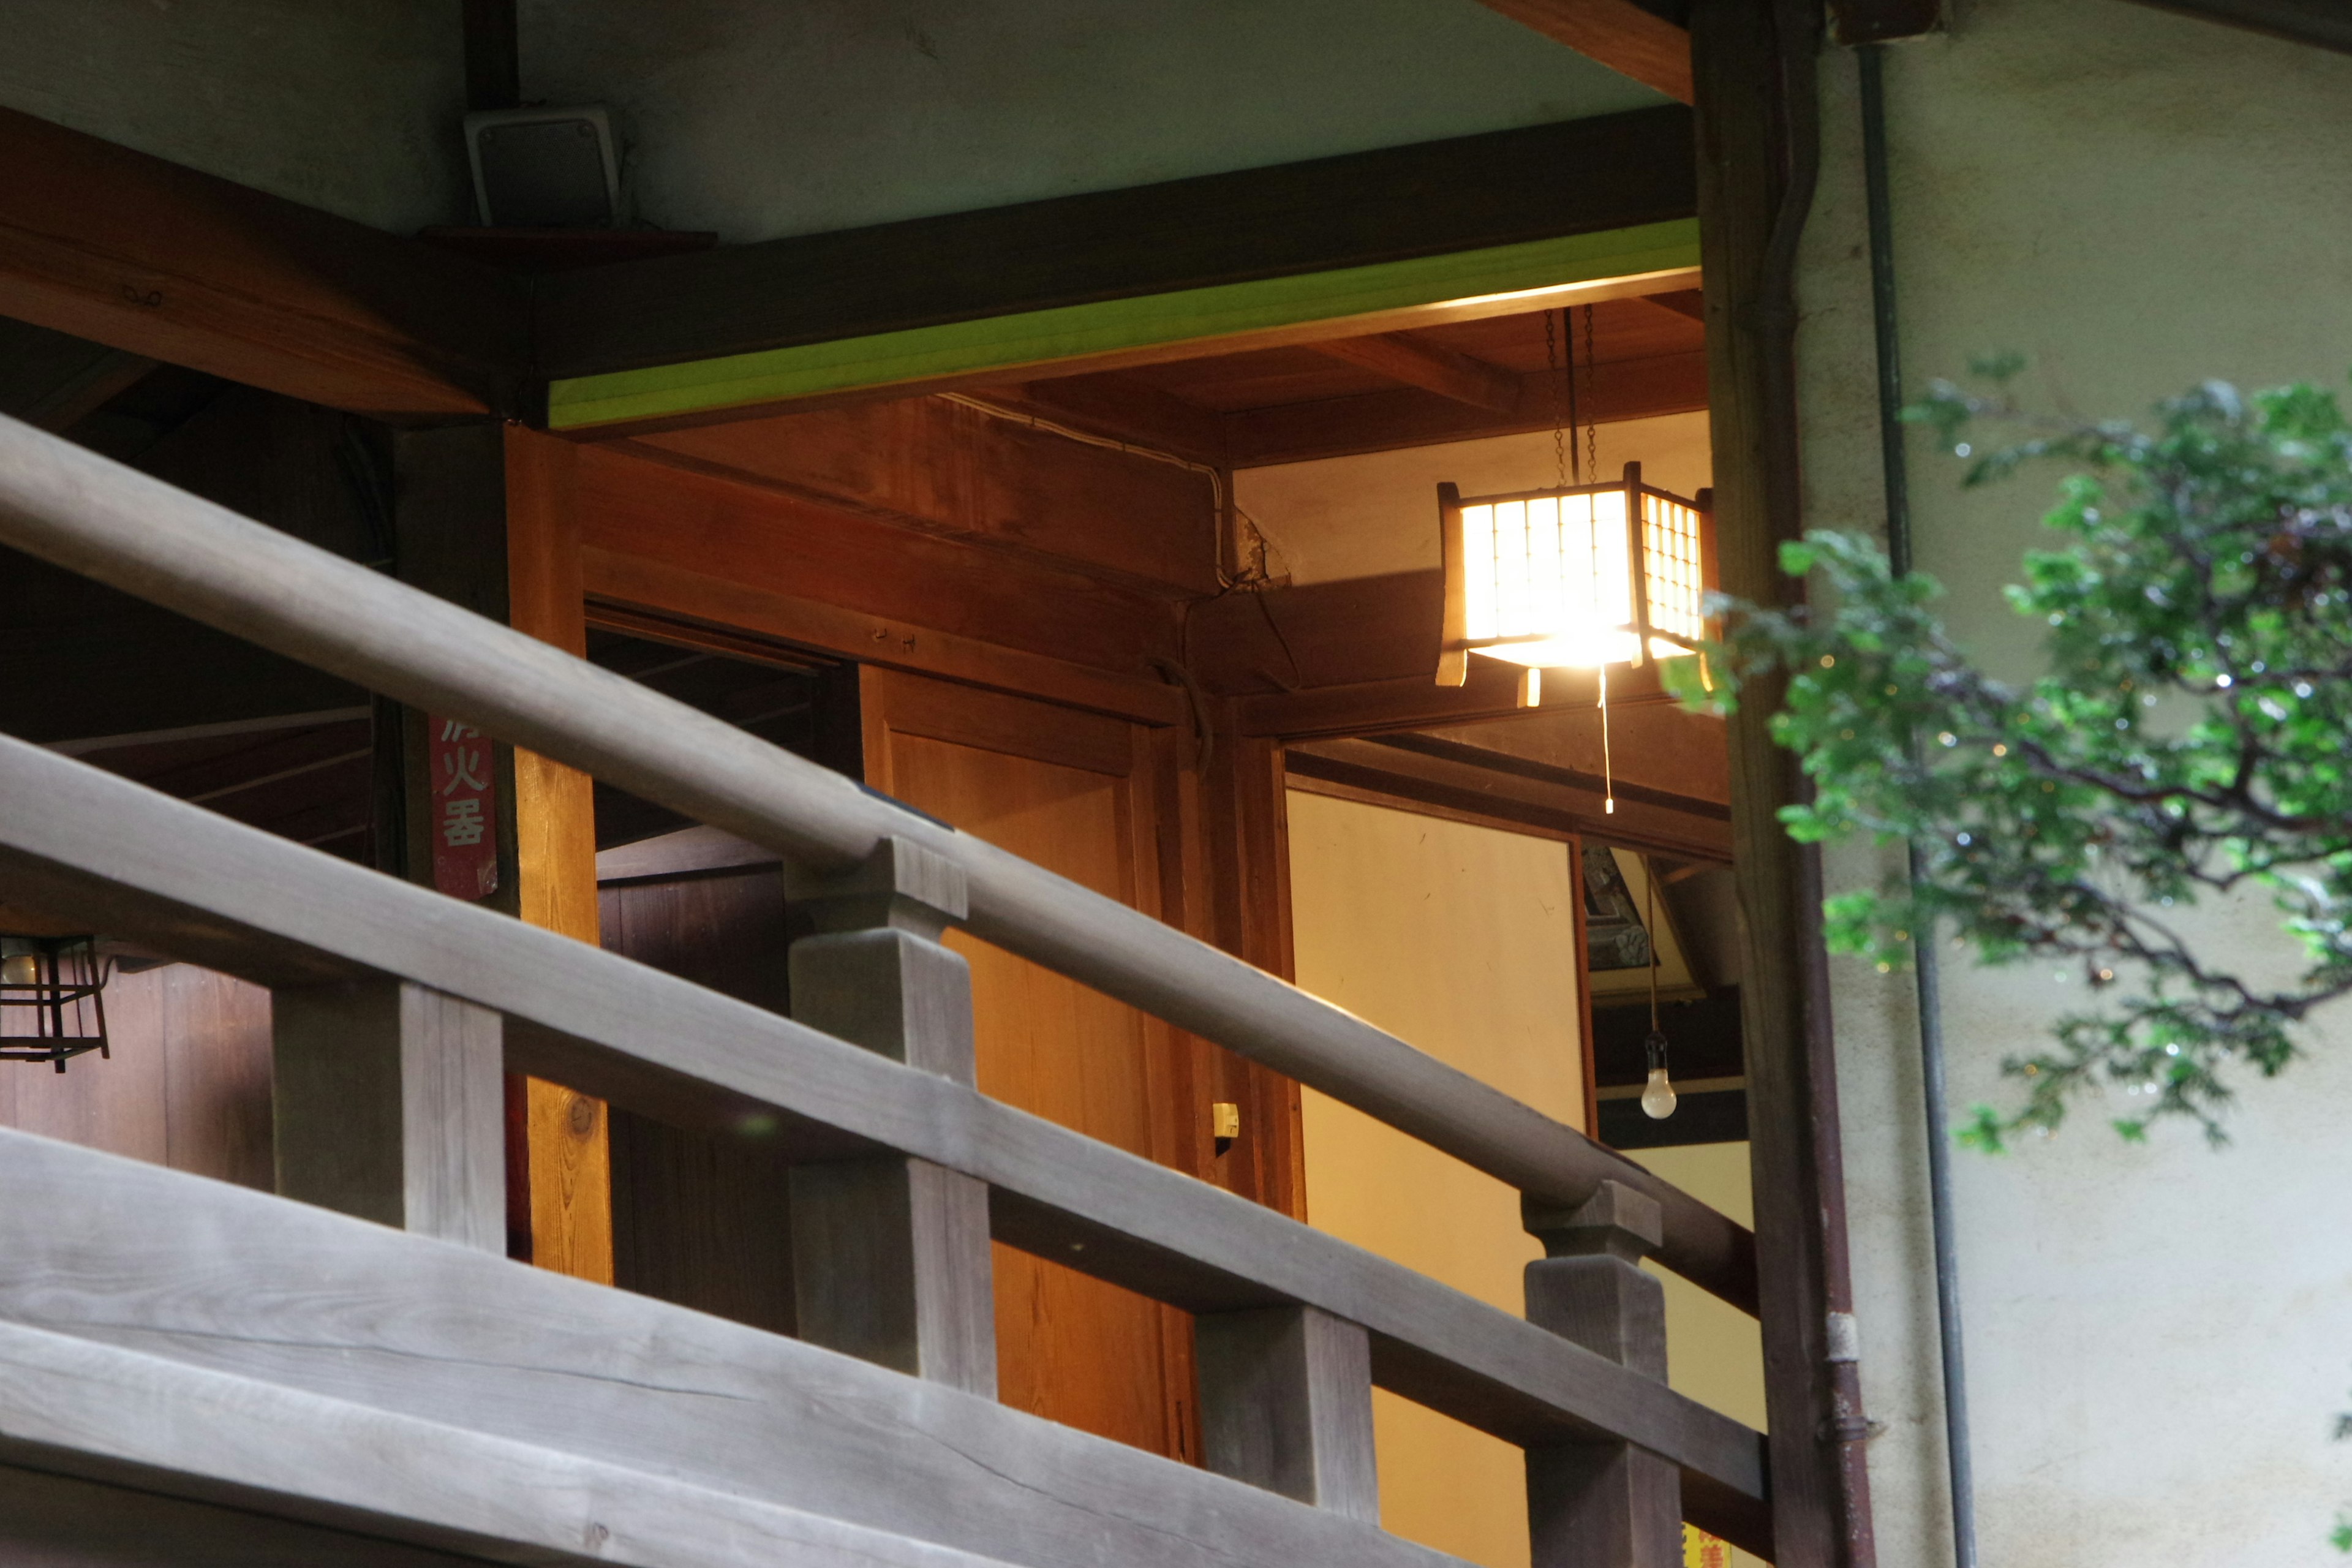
[1857,42,1981,1568]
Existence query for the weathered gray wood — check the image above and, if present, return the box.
[1523,1182,1682,1568]
[1197,1305,1379,1523]
[0,1318,1036,1568]
[0,1131,1466,1568]
[273,979,504,1252]
[0,412,1755,1313]
[789,1157,996,1392]
[0,732,1770,1548]
[786,837,995,1395]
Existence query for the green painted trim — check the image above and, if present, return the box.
[546,219,1701,431]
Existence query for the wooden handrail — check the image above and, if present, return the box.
[0,731,1770,1550]
[0,412,1755,1314]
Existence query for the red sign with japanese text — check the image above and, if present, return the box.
[429,717,499,900]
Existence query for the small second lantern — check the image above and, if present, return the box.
[1435,462,1712,705]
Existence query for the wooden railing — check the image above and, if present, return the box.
[0,412,1771,1567]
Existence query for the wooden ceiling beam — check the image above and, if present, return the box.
[0,107,524,418]
[1474,1,1695,104]
[1225,348,1709,467]
[1311,333,1523,412]
[535,107,1695,385]
[1638,287,1708,323]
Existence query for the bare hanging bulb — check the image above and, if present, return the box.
[1640,1028,1678,1120]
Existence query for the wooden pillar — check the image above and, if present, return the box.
[377,423,609,1281]
[1523,1181,1681,1567]
[273,979,504,1252]
[502,425,613,1284]
[1689,1,1877,1563]
[1197,726,1306,1219]
[1195,1304,1378,1520]
[783,836,996,1394]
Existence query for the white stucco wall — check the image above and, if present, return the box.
[1796,4,2352,1563]
[518,0,1665,242]
[0,0,468,233]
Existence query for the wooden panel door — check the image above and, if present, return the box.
[862,667,1199,1460]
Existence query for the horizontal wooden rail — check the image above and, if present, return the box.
[0,410,1755,1315]
[0,1317,1032,1568]
[0,1133,1465,1568]
[0,733,1769,1551]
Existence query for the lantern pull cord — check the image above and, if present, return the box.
[1599,663,1616,814]
[1646,860,1660,1035]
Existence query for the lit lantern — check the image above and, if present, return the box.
[0,934,112,1072]
[1436,462,1712,706]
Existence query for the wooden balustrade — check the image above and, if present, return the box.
[0,412,1757,1316]
[0,408,1773,1564]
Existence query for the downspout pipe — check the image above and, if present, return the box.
[1856,42,1981,1568]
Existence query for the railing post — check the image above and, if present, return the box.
[1196,1304,1379,1521]
[783,836,996,1396]
[272,980,505,1252]
[1523,1180,1683,1567]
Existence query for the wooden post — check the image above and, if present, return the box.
[272,979,503,1251]
[1690,0,1876,1562]
[1195,1305,1378,1521]
[382,423,612,1281]
[504,426,614,1284]
[783,836,996,1395]
[1523,1180,1681,1567]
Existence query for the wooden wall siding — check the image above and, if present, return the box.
[0,107,522,419]
[575,439,1188,692]
[632,397,1221,597]
[601,864,799,1336]
[0,963,271,1190]
[863,669,1201,1461]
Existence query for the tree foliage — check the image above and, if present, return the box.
[1684,369,2352,1147]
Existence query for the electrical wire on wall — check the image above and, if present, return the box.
[1860,42,1980,1568]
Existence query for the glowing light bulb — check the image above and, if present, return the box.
[1640,1028,1678,1120]
[1640,1066,1678,1120]
[0,952,35,989]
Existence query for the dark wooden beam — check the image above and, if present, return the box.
[535,107,1696,382]
[1286,733,1733,862]
[1225,349,1709,467]
[2120,0,2351,52]
[1475,1,1695,103]
[0,107,524,418]
[1692,0,1877,1562]
[1310,334,1522,412]
[1638,288,1708,323]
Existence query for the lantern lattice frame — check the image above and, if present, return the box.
[0,935,113,1072]
[1436,461,1714,691]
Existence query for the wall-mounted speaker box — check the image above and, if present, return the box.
[462,106,620,228]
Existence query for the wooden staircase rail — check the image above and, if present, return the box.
[0,731,1769,1551]
[0,412,1758,1316]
